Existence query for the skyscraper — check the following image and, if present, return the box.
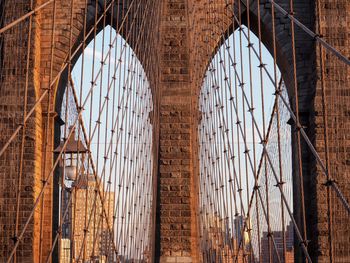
[260,222,294,263]
[60,173,115,262]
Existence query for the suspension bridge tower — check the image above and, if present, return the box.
[0,0,349,263]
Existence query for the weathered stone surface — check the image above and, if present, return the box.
[0,0,349,262]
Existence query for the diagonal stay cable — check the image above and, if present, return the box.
[0,0,54,34]
[236,0,350,66]
[234,86,283,261]
[201,29,274,258]
[75,48,139,260]
[268,0,350,66]
[83,0,144,178]
[198,23,272,262]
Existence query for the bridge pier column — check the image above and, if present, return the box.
[0,1,43,262]
[156,95,200,263]
[155,0,200,262]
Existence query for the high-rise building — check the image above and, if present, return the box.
[260,222,294,263]
[99,190,115,261]
[201,214,249,263]
[61,188,73,239]
[234,216,244,243]
[60,173,115,262]
[59,238,71,263]
[233,215,251,247]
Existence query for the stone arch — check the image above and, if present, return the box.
[50,0,155,116]
[47,0,160,260]
[0,0,152,261]
[191,0,319,261]
[198,0,316,113]
[37,1,136,261]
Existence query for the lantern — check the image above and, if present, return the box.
[54,127,87,182]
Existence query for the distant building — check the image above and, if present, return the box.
[61,188,72,239]
[201,214,251,263]
[261,222,294,263]
[99,189,115,261]
[60,173,115,262]
[234,216,244,243]
[60,238,71,263]
[233,215,251,248]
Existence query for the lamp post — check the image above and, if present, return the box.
[54,127,87,263]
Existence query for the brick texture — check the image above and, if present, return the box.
[155,0,199,262]
[0,0,349,262]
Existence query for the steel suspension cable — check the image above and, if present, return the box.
[205,53,284,263]
[0,0,55,34]
[219,47,312,261]
[195,1,350,262]
[267,0,350,66]
[197,20,311,259]
[74,1,157,262]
